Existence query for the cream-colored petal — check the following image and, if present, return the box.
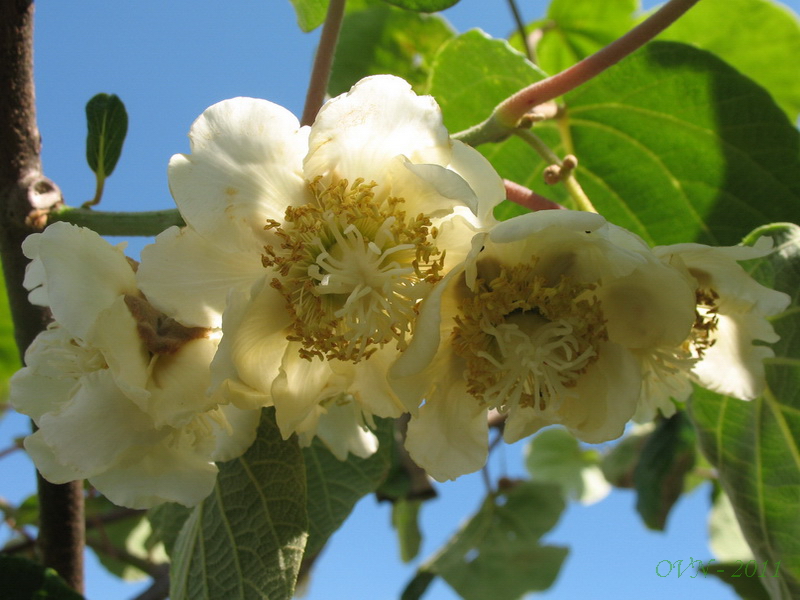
[400,161,478,217]
[89,439,218,508]
[24,431,84,484]
[312,400,380,460]
[338,347,404,418]
[447,140,505,224]
[404,356,488,481]
[210,405,261,462]
[22,222,137,339]
[214,280,290,396]
[145,337,219,429]
[37,370,160,476]
[169,97,309,253]
[138,226,264,328]
[691,313,776,400]
[305,75,450,184]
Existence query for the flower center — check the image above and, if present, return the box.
[687,288,720,358]
[263,177,444,363]
[452,262,607,414]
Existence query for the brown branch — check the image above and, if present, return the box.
[0,0,83,593]
[300,0,346,126]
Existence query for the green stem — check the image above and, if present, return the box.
[514,129,596,213]
[300,0,346,126]
[454,0,700,146]
[48,207,184,236]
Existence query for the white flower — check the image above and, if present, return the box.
[391,211,698,481]
[654,237,790,401]
[9,222,259,509]
[138,75,504,458]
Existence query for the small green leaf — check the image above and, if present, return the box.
[0,264,21,405]
[381,0,460,11]
[329,4,454,96]
[690,223,800,600]
[600,423,655,488]
[170,408,308,600]
[418,482,568,600]
[303,418,393,558]
[392,499,423,562]
[84,93,128,206]
[287,0,329,32]
[0,555,84,600]
[633,411,696,531]
[654,0,800,122]
[524,428,610,504]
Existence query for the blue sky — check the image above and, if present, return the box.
[2,0,798,598]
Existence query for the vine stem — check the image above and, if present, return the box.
[48,206,185,236]
[0,1,84,592]
[455,0,701,145]
[300,0,346,126]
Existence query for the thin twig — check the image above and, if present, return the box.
[300,0,346,126]
[506,0,533,62]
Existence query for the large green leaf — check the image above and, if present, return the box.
[689,223,800,600]
[170,408,308,600]
[511,0,637,76]
[633,411,696,530]
[288,0,329,32]
[405,482,568,600]
[654,0,800,122]
[329,4,453,96]
[432,34,800,244]
[147,502,192,557]
[381,0,460,11]
[303,418,393,557]
[0,264,20,406]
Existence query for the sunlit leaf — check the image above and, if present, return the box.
[330,4,453,96]
[432,34,800,244]
[633,411,696,530]
[654,0,800,122]
[511,0,636,76]
[303,418,393,558]
[392,498,423,563]
[524,428,610,505]
[405,482,568,600]
[84,93,127,206]
[709,488,754,562]
[288,0,329,32]
[170,408,307,600]
[690,223,800,600]
[0,555,84,600]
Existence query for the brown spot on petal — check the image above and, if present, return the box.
[124,294,208,355]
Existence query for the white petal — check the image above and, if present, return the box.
[305,75,450,184]
[22,222,137,339]
[210,405,261,462]
[37,370,160,477]
[401,161,479,217]
[24,431,83,484]
[337,347,405,418]
[312,401,379,460]
[404,354,489,481]
[447,140,505,223]
[170,97,309,253]
[89,439,218,508]
[138,226,264,328]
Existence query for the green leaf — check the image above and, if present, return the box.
[288,0,329,32]
[381,0,460,11]
[653,0,800,122]
[709,489,754,562]
[170,408,308,600]
[633,411,696,531]
[85,94,127,206]
[434,35,800,244]
[329,4,454,96]
[392,498,423,563]
[0,263,21,405]
[303,418,393,558]
[147,502,192,557]
[689,223,800,600]
[703,562,771,600]
[511,0,637,76]
[599,423,655,488]
[524,428,610,504]
[413,482,568,600]
[0,555,84,600]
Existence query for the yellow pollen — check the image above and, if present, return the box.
[452,261,607,413]
[263,177,444,362]
[687,287,719,358]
